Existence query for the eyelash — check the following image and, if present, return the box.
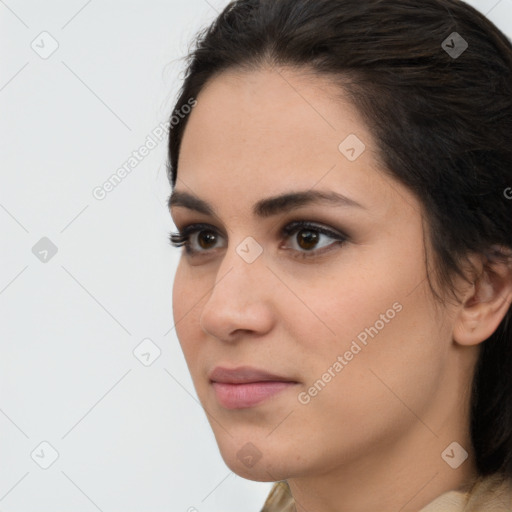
[168,221,348,260]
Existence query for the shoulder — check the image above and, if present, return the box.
[420,472,512,512]
[465,472,512,511]
[259,481,295,512]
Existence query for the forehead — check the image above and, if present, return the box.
[180,65,368,159]
[175,66,410,219]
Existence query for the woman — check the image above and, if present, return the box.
[166,0,512,510]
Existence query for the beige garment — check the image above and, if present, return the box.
[259,472,512,512]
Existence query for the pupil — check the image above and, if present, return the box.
[199,231,216,249]
[299,230,318,250]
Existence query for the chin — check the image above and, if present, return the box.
[215,438,298,482]
[224,456,291,482]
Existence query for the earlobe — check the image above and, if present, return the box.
[453,249,512,347]
[453,306,486,347]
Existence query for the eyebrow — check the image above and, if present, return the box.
[168,189,366,218]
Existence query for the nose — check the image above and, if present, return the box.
[199,245,275,342]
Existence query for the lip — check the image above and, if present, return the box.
[211,381,298,409]
[209,365,299,409]
[209,365,296,384]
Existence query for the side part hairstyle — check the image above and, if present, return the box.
[167,0,512,480]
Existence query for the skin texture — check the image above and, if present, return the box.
[170,66,512,512]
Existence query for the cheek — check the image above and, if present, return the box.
[171,261,185,325]
[172,258,205,321]
[285,245,444,412]
[172,261,202,359]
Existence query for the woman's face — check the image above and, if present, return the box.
[170,66,471,482]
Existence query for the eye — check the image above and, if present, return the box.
[168,220,347,259]
[281,221,347,259]
[168,223,225,255]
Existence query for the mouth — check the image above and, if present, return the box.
[208,365,299,409]
[210,381,299,409]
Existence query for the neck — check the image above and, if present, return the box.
[288,424,478,512]
[287,354,480,512]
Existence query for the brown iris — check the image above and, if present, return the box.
[198,230,217,249]
[297,229,319,250]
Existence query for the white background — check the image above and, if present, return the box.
[1,1,511,511]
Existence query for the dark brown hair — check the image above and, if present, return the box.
[167,0,512,478]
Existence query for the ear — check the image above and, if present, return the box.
[453,246,512,347]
